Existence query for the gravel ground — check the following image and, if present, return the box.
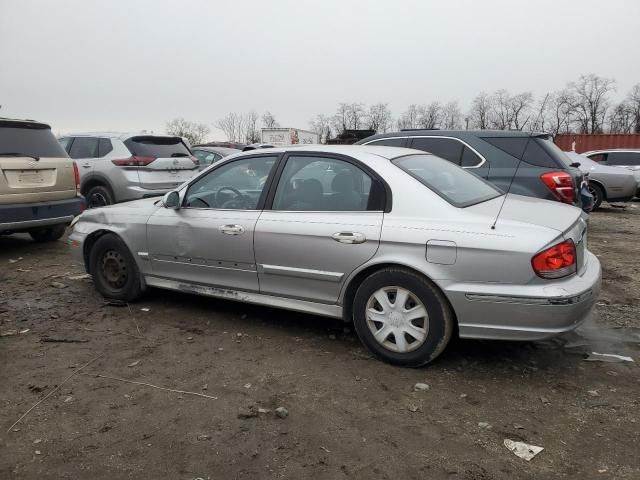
[1,203,639,480]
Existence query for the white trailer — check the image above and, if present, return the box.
[261,128,319,146]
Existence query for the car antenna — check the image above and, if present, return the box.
[490,95,549,230]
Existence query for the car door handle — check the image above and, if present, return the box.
[219,224,245,235]
[332,232,366,244]
[81,164,91,168]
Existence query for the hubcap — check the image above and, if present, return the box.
[101,250,128,289]
[365,286,429,353]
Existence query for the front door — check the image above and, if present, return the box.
[254,154,384,304]
[146,155,279,292]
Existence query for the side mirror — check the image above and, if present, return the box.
[163,191,180,210]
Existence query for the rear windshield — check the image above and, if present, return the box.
[393,154,502,207]
[124,136,191,158]
[482,135,564,168]
[0,122,68,158]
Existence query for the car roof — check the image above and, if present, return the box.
[192,146,240,154]
[62,132,184,141]
[0,117,51,129]
[583,148,640,154]
[358,129,544,142]
[228,144,423,161]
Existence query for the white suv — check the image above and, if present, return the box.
[59,133,199,207]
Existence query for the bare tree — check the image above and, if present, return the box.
[367,103,393,133]
[608,102,634,133]
[262,111,279,129]
[419,102,441,129]
[510,92,534,130]
[309,114,332,143]
[165,117,210,145]
[245,111,260,143]
[441,101,462,129]
[468,92,492,129]
[397,104,421,129]
[346,102,367,129]
[569,74,616,133]
[627,83,640,133]
[215,112,244,143]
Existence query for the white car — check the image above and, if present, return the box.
[583,149,640,197]
[59,133,200,207]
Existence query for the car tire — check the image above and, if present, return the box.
[89,233,142,302]
[29,224,67,242]
[86,185,114,208]
[352,267,454,367]
[588,182,604,210]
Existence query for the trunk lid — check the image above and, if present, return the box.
[0,120,76,205]
[123,135,198,191]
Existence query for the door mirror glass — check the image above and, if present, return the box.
[163,191,180,209]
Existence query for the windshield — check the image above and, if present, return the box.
[393,154,502,207]
[125,136,191,158]
[0,122,68,158]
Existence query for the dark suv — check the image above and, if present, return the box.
[356,130,592,210]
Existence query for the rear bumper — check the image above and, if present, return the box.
[443,251,601,341]
[0,197,85,232]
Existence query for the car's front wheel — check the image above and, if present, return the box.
[352,268,454,367]
[29,224,66,242]
[89,234,142,302]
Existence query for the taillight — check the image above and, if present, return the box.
[540,171,576,204]
[72,161,80,191]
[111,156,156,167]
[532,239,576,279]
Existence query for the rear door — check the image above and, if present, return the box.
[254,153,385,304]
[67,136,99,181]
[124,136,199,191]
[0,120,76,205]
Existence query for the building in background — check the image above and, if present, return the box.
[261,128,318,146]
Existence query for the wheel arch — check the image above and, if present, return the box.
[341,261,458,331]
[81,175,115,198]
[588,179,607,200]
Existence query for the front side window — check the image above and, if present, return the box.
[183,156,277,209]
[393,154,502,207]
[193,150,220,166]
[273,156,377,211]
[409,138,464,165]
[68,137,99,159]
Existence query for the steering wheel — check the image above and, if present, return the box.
[218,186,249,209]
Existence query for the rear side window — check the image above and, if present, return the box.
[124,136,191,158]
[461,146,483,167]
[409,138,464,165]
[606,152,640,166]
[68,137,99,159]
[393,154,501,207]
[367,138,406,147]
[0,122,68,158]
[98,138,113,157]
[483,136,561,168]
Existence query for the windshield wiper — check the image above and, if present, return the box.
[0,152,40,160]
[170,153,190,157]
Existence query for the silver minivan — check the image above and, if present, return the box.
[59,133,199,207]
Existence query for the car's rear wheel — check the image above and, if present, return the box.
[352,268,454,367]
[89,234,142,302]
[29,224,66,242]
[588,182,604,210]
[86,185,113,208]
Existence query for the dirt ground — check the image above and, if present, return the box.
[1,204,639,480]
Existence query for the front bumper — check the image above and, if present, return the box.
[0,197,85,232]
[443,251,602,341]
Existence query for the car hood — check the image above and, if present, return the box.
[469,193,583,233]
[78,197,163,223]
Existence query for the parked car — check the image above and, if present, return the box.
[563,151,637,209]
[582,149,640,197]
[191,146,240,171]
[58,133,199,208]
[1,118,84,241]
[356,130,593,211]
[69,145,600,367]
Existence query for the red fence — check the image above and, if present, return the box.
[554,134,640,153]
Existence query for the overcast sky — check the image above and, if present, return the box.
[1,0,639,138]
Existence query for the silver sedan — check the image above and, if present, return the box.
[69,146,601,367]
[564,151,638,209]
